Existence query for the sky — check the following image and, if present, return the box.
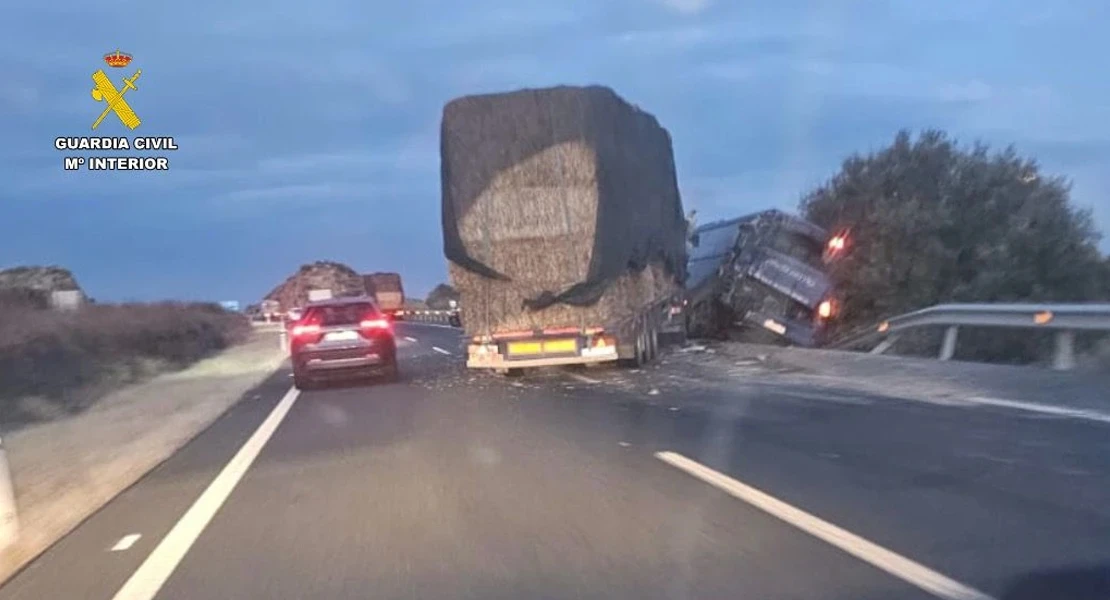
[3,0,1109,303]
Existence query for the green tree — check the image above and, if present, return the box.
[800,129,1108,362]
[425,283,460,310]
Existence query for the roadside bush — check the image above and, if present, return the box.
[0,302,249,422]
[802,129,1109,364]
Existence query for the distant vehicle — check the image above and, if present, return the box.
[307,289,333,302]
[685,209,839,346]
[365,273,404,320]
[288,296,399,389]
[260,299,281,322]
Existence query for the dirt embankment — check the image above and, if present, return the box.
[0,302,249,427]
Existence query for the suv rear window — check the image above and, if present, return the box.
[303,302,378,326]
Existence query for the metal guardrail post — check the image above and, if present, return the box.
[0,437,19,551]
[1053,330,1076,371]
[939,326,959,361]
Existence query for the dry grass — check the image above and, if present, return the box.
[0,301,249,425]
[441,86,686,334]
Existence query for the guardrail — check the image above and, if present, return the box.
[400,309,460,327]
[830,303,1110,371]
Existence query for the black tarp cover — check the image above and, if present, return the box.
[440,85,687,310]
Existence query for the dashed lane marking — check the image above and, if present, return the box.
[432,346,452,355]
[111,387,301,600]
[656,451,995,600]
[404,336,417,342]
[110,534,141,552]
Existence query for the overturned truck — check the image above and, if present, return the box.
[685,209,839,347]
[441,85,688,373]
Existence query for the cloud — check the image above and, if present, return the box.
[933,80,994,103]
[0,83,40,113]
[656,0,712,15]
[4,0,1110,304]
[610,26,716,48]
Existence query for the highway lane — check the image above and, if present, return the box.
[1,324,1107,599]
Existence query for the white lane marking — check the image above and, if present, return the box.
[111,387,301,600]
[432,346,452,355]
[406,322,458,330]
[967,396,1110,425]
[655,451,995,600]
[568,373,600,385]
[111,534,142,552]
[404,336,417,342]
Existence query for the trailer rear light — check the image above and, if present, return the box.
[543,326,580,335]
[491,330,536,340]
[593,336,614,348]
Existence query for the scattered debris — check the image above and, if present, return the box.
[648,388,660,396]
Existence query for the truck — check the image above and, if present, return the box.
[441,85,688,373]
[259,299,281,322]
[306,288,333,302]
[364,273,404,319]
[684,209,839,347]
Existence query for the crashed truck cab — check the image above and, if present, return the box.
[685,210,839,347]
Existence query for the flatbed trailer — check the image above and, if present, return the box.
[465,292,685,373]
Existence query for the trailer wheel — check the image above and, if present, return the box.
[647,323,659,361]
[619,324,646,369]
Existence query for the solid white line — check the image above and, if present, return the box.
[111,387,301,600]
[111,534,142,552]
[567,373,600,385]
[655,451,995,600]
[403,336,417,342]
[967,396,1110,425]
[432,346,452,355]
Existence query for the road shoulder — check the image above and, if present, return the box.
[0,330,286,585]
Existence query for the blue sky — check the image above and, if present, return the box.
[3,0,1108,303]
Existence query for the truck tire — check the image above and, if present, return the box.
[648,323,659,361]
[619,325,646,369]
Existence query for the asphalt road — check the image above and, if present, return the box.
[2,322,1108,600]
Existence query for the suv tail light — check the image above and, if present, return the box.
[360,318,391,331]
[291,323,321,337]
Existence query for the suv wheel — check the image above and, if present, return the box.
[293,373,315,390]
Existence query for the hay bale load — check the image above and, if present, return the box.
[441,85,687,342]
[364,272,405,316]
[265,261,367,312]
